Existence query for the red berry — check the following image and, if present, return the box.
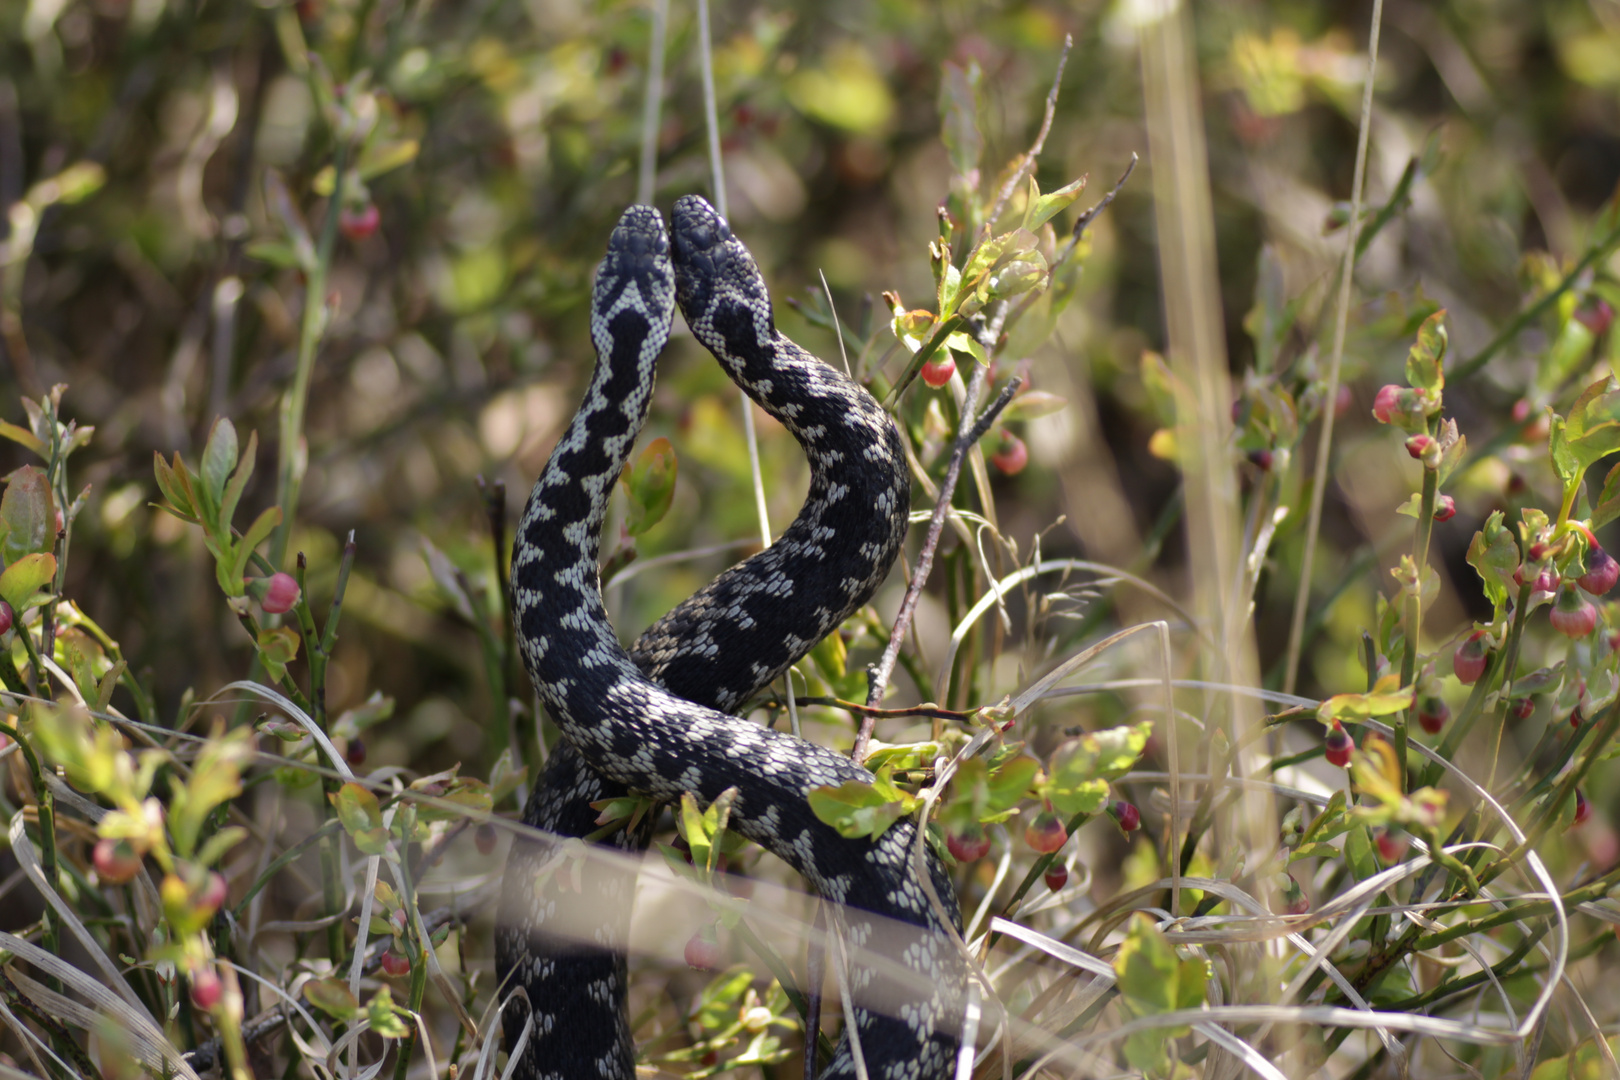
[378,949,411,977]
[920,357,956,387]
[1453,631,1489,684]
[1578,543,1620,595]
[1247,449,1273,471]
[475,822,498,855]
[1417,697,1449,735]
[1575,298,1615,337]
[1432,495,1456,522]
[1374,829,1408,862]
[1043,863,1069,892]
[1511,697,1535,720]
[1550,585,1598,638]
[1371,384,1403,424]
[261,572,300,614]
[684,928,721,970]
[989,432,1028,476]
[945,826,991,863]
[1324,723,1353,767]
[1024,811,1067,854]
[0,600,12,636]
[345,738,366,767]
[190,969,223,1010]
[93,838,142,885]
[339,203,380,241]
[1110,800,1141,833]
[1573,789,1592,828]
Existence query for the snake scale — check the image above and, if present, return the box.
[497,198,962,1079]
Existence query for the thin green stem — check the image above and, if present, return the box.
[1396,462,1439,789]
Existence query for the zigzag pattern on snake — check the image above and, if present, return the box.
[498,199,962,1079]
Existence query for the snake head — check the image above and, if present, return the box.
[669,195,773,338]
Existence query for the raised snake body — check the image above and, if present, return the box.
[499,199,962,1079]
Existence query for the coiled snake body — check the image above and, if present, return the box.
[499,199,961,1079]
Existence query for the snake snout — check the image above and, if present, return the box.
[608,204,670,260]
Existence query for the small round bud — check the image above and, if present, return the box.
[1324,722,1353,768]
[345,738,366,767]
[190,968,223,1010]
[261,572,300,614]
[1374,828,1408,862]
[920,357,956,388]
[1511,697,1535,720]
[946,825,992,863]
[93,838,142,885]
[1550,585,1598,638]
[1043,863,1069,892]
[0,600,12,636]
[1453,631,1489,684]
[1023,810,1068,854]
[684,927,722,971]
[1417,696,1449,735]
[1578,543,1620,596]
[339,202,380,241]
[1371,384,1403,424]
[1432,495,1456,522]
[379,949,411,977]
[990,432,1029,476]
[1573,789,1593,828]
[1109,800,1141,833]
[1247,448,1274,471]
[1404,434,1434,460]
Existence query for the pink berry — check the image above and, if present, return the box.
[1511,398,1532,423]
[1043,863,1069,892]
[1324,723,1353,767]
[990,432,1028,476]
[1416,697,1449,735]
[261,572,300,614]
[684,928,721,971]
[1573,789,1592,828]
[945,826,991,863]
[378,949,411,977]
[1575,298,1614,337]
[1110,800,1141,833]
[1023,811,1068,854]
[1247,449,1274,471]
[93,838,142,885]
[1578,543,1620,595]
[1511,697,1535,720]
[1374,829,1408,862]
[196,871,228,916]
[1433,495,1456,522]
[1372,384,1403,424]
[1453,631,1489,684]
[475,822,498,856]
[920,357,956,387]
[1404,434,1434,460]
[1550,585,1598,638]
[0,600,12,636]
[190,969,223,1010]
[339,203,380,241]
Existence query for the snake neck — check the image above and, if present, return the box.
[512,206,675,704]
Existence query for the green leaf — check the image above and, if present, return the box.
[943,330,988,367]
[244,240,305,270]
[220,430,258,531]
[198,418,239,525]
[0,552,56,612]
[1022,174,1087,232]
[1045,722,1151,816]
[359,138,420,180]
[1466,511,1520,608]
[623,437,677,537]
[228,506,283,594]
[303,977,361,1020]
[1,465,57,563]
[366,987,412,1039]
[0,420,45,456]
[807,780,905,840]
[1404,310,1448,393]
[1528,1036,1620,1080]
[256,624,300,682]
[1318,674,1413,725]
[152,453,198,522]
[1592,460,1620,528]
[1559,376,1620,483]
[1114,912,1208,1020]
[331,781,384,838]
[999,391,1067,423]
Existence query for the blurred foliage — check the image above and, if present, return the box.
[3,0,1620,1075]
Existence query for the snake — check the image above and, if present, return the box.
[497,197,962,1079]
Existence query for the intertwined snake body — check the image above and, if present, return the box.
[498,199,962,1079]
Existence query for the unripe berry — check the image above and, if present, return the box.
[1404,434,1434,460]
[339,202,380,241]
[378,949,411,977]
[1433,495,1456,522]
[345,738,366,767]
[1550,585,1598,638]
[1374,829,1408,862]
[1578,543,1620,596]
[1024,810,1068,854]
[1371,384,1403,424]
[684,927,721,971]
[1043,863,1069,892]
[990,432,1028,476]
[1417,696,1449,735]
[190,969,223,1010]
[1279,874,1310,916]
[1453,631,1489,684]
[1324,722,1353,767]
[1575,298,1615,337]
[0,600,12,636]
[1247,448,1274,471]
[93,838,142,885]
[945,826,991,863]
[1511,697,1535,720]
[1573,789,1592,828]
[1109,800,1141,833]
[261,572,300,614]
[920,356,956,388]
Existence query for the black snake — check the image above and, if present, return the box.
[497,198,963,1079]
